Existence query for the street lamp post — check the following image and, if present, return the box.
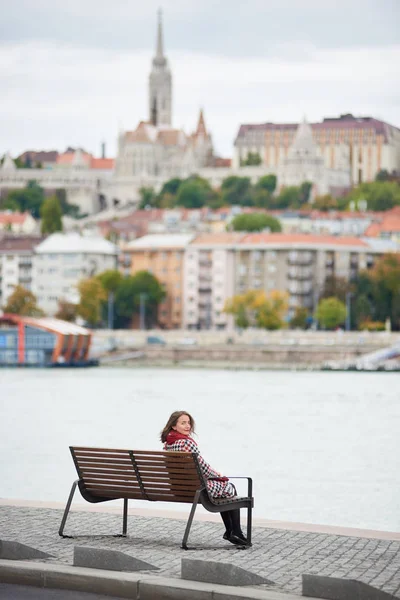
[139,293,147,330]
[107,291,114,330]
[345,292,353,331]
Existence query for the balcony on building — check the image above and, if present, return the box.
[287,266,313,280]
[287,250,313,266]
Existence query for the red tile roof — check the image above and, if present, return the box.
[56,151,91,165]
[0,212,31,224]
[90,158,114,170]
[240,233,369,247]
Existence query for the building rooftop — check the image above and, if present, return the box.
[0,236,43,253]
[126,233,195,249]
[239,233,370,247]
[35,233,118,255]
[0,212,33,224]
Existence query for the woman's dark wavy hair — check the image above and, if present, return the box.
[160,410,195,443]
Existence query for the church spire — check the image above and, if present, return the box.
[196,108,207,137]
[149,8,172,126]
[156,8,164,59]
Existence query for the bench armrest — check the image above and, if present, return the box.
[208,476,253,498]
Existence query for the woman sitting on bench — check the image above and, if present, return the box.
[160,410,248,546]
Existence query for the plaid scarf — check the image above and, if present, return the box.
[165,430,197,446]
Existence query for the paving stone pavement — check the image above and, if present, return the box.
[0,505,399,598]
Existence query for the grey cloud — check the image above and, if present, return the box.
[0,0,399,58]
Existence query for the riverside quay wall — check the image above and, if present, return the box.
[92,330,400,368]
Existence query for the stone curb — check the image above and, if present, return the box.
[0,560,321,600]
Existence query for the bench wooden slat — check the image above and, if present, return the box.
[74,456,132,465]
[76,462,135,472]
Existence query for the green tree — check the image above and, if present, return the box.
[97,269,123,293]
[138,186,157,209]
[114,271,166,328]
[274,186,301,209]
[40,195,63,233]
[175,175,212,208]
[375,169,390,182]
[316,297,347,330]
[299,181,313,205]
[353,293,373,329]
[77,278,107,326]
[290,306,309,329]
[313,194,339,211]
[368,253,400,330]
[159,177,182,197]
[230,212,281,232]
[321,275,353,303]
[344,181,400,211]
[256,174,277,194]
[55,188,81,218]
[55,300,77,322]
[4,180,44,218]
[3,285,44,316]
[221,176,253,206]
[240,152,262,166]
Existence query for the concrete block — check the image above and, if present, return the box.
[0,540,52,560]
[73,546,158,572]
[302,574,395,599]
[182,558,273,586]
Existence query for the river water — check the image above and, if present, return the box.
[1,367,399,532]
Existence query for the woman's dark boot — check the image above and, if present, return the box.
[229,509,248,545]
[220,511,232,540]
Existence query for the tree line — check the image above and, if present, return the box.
[139,171,400,213]
[3,252,399,331]
[0,181,83,233]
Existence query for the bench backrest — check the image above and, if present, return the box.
[70,446,205,504]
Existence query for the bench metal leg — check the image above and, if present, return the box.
[247,504,252,546]
[181,489,201,550]
[122,498,128,536]
[59,479,79,537]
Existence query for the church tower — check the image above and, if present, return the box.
[149,9,172,127]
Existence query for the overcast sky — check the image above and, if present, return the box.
[1,0,399,158]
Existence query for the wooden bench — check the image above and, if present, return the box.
[59,446,254,549]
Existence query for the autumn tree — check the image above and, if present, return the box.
[55,300,77,322]
[316,297,346,330]
[224,290,288,330]
[77,277,107,326]
[3,285,44,316]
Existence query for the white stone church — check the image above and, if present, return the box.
[112,12,214,195]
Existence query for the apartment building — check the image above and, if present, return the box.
[32,233,118,315]
[183,233,243,330]
[125,233,195,329]
[182,233,397,327]
[234,234,396,313]
[0,236,42,308]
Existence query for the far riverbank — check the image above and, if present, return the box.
[92,330,400,369]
